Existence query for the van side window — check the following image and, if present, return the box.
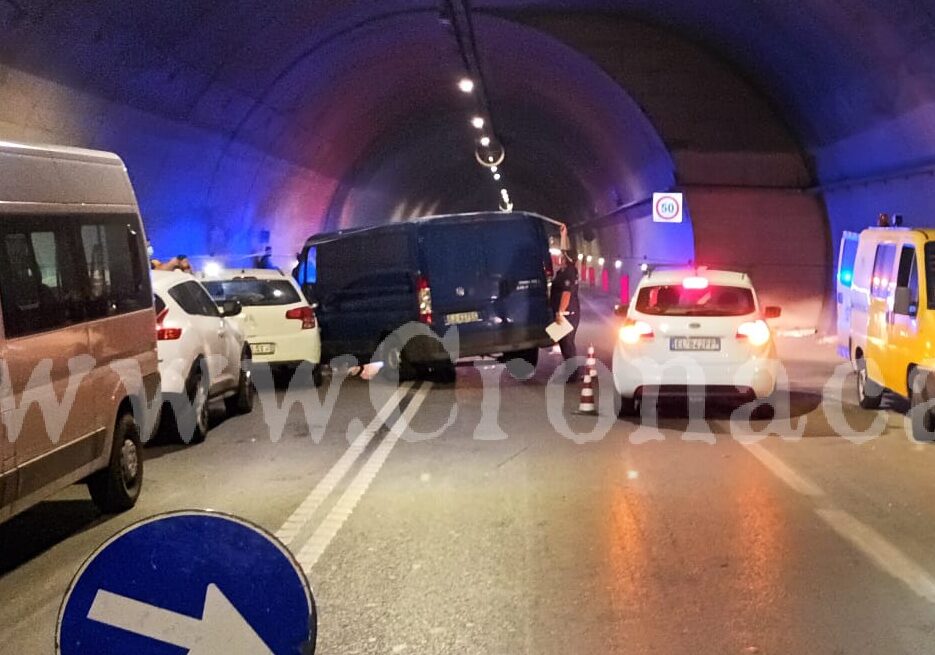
[896,246,919,305]
[79,218,151,318]
[0,224,84,337]
[871,243,897,299]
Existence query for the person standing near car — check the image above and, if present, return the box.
[551,248,581,380]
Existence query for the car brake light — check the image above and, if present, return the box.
[682,276,709,290]
[619,319,654,344]
[417,275,433,325]
[155,307,182,341]
[285,306,316,329]
[737,319,771,347]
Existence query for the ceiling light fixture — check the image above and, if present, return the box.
[471,116,485,129]
[458,77,475,93]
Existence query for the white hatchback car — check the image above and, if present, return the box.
[152,270,254,442]
[201,269,323,386]
[613,269,781,415]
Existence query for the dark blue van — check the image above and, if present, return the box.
[295,212,554,377]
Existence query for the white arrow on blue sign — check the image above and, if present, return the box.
[57,511,316,655]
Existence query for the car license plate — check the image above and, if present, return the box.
[252,343,276,355]
[445,311,480,326]
[670,337,721,352]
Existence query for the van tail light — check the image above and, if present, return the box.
[286,306,317,329]
[417,275,433,325]
[737,319,771,347]
[619,319,654,345]
[155,307,182,341]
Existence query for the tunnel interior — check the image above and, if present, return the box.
[1,1,935,329]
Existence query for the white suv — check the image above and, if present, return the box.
[613,269,781,415]
[152,270,254,442]
[201,269,323,386]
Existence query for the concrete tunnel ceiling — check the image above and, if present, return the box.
[1,0,935,327]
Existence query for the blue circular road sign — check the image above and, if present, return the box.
[57,511,316,655]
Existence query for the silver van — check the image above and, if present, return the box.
[0,141,159,521]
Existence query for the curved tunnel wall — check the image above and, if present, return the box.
[1,2,935,331]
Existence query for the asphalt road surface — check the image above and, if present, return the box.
[4,294,935,654]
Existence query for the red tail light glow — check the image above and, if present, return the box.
[417,275,433,325]
[155,307,182,341]
[737,319,771,347]
[619,319,654,344]
[285,306,317,329]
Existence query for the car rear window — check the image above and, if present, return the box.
[203,279,301,306]
[635,284,756,317]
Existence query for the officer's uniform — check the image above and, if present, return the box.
[550,263,580,362]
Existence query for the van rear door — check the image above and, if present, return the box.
[420,215,550,355]
[836,231,859,359]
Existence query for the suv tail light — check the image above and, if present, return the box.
[619,319,654,344]
[286,306,317,329]
[155,307,182,341]
[417,275,433,325]
[737,319,771,347]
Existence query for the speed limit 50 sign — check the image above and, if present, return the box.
[652,192,683,223]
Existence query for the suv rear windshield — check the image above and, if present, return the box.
[635,284,756,317]
[204,279,301,306]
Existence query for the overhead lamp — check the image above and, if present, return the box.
[487,155,495,163]
[203,260,222,278]
[480,136,491,147]
[587,255,594,264]
[615,259,623,270]
[493,173,501,181]
[471,116,485,129]
[458,77,475,93]
[491,165,498,173]
[598,257,606,267]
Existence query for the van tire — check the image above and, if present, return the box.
[504,348,538,381]
[225,353,255,416]
[910,369,935,442]
[856,358,883,409]
[618,394,639,418]
[87,412,143,513]
[380,337,416,381]
[312,364,324,388]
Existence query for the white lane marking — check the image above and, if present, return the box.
[275,382,413,547]
[745,442,935,605]
[294,383,432,573]
[742,443,825,498]
[817,509,935,604]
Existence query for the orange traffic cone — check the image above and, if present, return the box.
[586,344,597,378]
[576,375,598,416]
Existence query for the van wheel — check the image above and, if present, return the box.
[856,358,883,409]
[87,412,143,513]
[503,349,538,381]
[225,356,255,416]
[312,364,324,388]
[381,338,416,380]
[910,369,935,442]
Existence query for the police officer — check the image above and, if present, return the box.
[551,248,581,381]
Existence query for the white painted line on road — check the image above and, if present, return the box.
[817,508,935,604]
[275,382,413,548]
[742,443,825,498]
[294,383,432,573]
[745,442,935,605]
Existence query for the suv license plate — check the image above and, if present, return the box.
[670,337,721,352]
[252,343,276,355]
[445,311,480,326]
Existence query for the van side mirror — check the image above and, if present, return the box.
[764,306,782,319]
[894,287,918,317]
[613,304,628,318]
[218,299,242,318]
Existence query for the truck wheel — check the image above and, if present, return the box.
[381,337,417,380]
[910,369,935,443]
[856,358,883,409]
[225,353,255,416]
[87,412,143,513]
